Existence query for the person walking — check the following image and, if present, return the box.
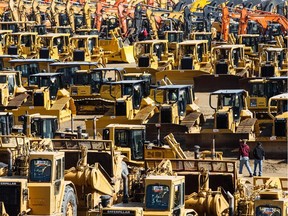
[253,142,265,176]
[239,139,253,177]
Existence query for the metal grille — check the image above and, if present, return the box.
[34,92,44,106]
[215,63,228,74]
[115,101,126,116]
[275,119,287,137]
[8,46,18,55]
[138,56,149,67]
[39,48,50,59]
[161,107,172,123]
[216,113,228,129]
[180,57,193,69]
[73,50,85,61]
[261,65,274,77]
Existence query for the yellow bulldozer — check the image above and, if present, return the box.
[0,71,28,110]
[99,28,135,63]
[147,84,204,133]
[5,32,38,58]
[9,73,76,124]
[201,89,257,140]
[69,67,125,114]
[95,80,157,131]
[69,34,107,65]
[155,40,212,85]
[36,33,70,60]
[9,58,56,87]
[132,39,175,70]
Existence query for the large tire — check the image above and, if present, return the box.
[61,185,77,216]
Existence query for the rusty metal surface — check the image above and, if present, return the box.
[7,93,29,108]
[236,118,257,133]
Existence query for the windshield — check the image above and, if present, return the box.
[31,118,55,138]
[167,33,183,43]
[277,100,288,114]
[215,49,230,60]
[29,159,52,182]
[250,83,265,97]
[73,73,89,85]
[56,66,80,85]
[135,43,151,55]
[146,185,170,210]
[15,63,39,78]
[181,45,195,56]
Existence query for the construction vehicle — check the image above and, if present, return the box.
[69,34,107,65]
[0,30,12,55]
[49,61,102,87]
[194,44,253,91]
[0,70,28,110]
[259,47,287,77]
[99,28,135,63]
[36,33,70,60]
[9,73,76,124]
[0,151,78,215]
[164,31,184,68]
[132,40,174,70]
[102,159,231,216]
[69,68,125,114]
[101,174,200,216]
[201,89,256,140]
[253,177,288,216]
[9,59,56,87]
[95,80,157,131]
[147,84,203,133]
[155,40,212,85]
[246,77,288,120]
[5,32,38,58]
[267,93,288,140]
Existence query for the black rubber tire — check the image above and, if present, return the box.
[61,185,77,216]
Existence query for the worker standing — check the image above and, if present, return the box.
[239,139,253,177]
[253,142,265,177]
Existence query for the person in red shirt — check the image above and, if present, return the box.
[239,139,253,177]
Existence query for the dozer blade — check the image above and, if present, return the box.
[156,70,210,85]
[120,46,135,63]
[194,74,242,92]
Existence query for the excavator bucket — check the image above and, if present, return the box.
[194,74,242,92]
[120,46,135,63]
[155,70,210,85]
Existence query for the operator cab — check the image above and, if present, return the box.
[156,85,194,117]
[103,124,145,161]
[29,73,64,100]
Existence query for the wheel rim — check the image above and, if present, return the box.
[66,202,74,216]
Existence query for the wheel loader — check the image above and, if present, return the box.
[36,33,70,60]
[69,68,125,114]
[155,40,212,85]
[201,89,256,140]
[9,58,56,87]
[69,34,107,65]
[9,73,76,125]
